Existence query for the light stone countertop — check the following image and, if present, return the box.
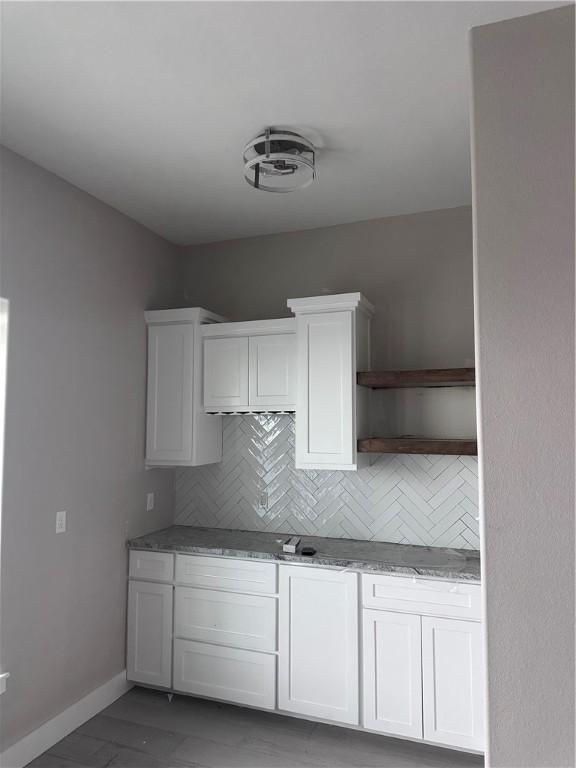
[127,525,481,582]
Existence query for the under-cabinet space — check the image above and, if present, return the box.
[173,638,276,710]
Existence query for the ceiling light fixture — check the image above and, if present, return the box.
[243,128,316,192]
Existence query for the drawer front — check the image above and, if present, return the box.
[175,554,277,594]
[174,587,277,651]
[362,574,481,621]
[129,550,174,583]
[173,639,276,710]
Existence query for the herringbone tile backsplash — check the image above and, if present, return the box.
[175,415,480,549]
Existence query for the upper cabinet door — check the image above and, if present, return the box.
[249,334,296,409]
[278,564,359,725]
[145,308,224,467]
[288,293,373,471]
[203,337,249,409]
[295,311,355,468]
[422,616,485,751]
[146,323,194,463]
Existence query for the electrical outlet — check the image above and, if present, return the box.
[258,491,268,509]
[146,493,155,512]
[56,510,67,534]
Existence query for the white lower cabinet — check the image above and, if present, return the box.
[173,638,276,710]
[278,564,359,725]
[422,616,484,751]
[127,552,483,755]
[362,609,423,739]
[127,580,173,688]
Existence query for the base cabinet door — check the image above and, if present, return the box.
[127,581,173,688]
[173,639,276,710]
[422,616,485,751]
[278,565,359,725]
[362,610,423,739]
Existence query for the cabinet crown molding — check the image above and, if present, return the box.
[201,317,296,338]
[287,292,374,317]
[145,307,227,326]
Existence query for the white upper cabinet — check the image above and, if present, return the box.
[145,308,225,467]
[202,319,296,412]
[288,293,373,470]
[278,564,359,725]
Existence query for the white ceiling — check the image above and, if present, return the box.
[0,1,563,245]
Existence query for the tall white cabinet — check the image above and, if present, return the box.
[278,564,359,725]
[287,293,373,470]
[145,308,225,466]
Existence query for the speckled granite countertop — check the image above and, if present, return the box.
[127,526,480,582]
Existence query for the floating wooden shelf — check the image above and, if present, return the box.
[357,368,475,389]
[358,437,478,456]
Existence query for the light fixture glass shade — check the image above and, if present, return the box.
[243,129,316,192]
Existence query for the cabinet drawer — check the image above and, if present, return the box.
[173,639,276,710]
[362,574,481,621]
[175,555,277,594]
[129,551,174,583]
[175,587,277,651]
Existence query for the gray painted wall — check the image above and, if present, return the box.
[181,206,475,370]
[471,7,574,767]
[181,205,477,440]
[0,148,182,750]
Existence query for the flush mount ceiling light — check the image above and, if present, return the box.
[243,128,316,192]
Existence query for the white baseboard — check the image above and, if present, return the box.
[0,671,133,768]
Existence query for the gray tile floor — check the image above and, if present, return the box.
[28,687,484,768]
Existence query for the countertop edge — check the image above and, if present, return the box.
[127,541,481,583]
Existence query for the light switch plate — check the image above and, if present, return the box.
[146,493,155,512]
[56,510,67,534]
